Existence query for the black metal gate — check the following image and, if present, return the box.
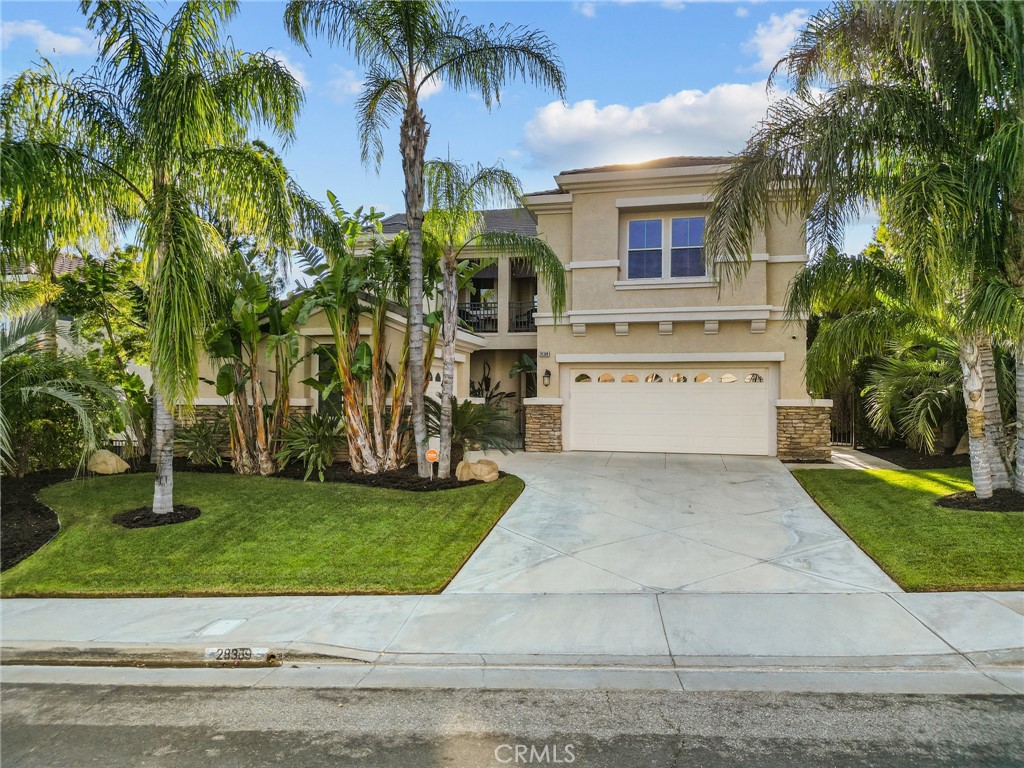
[828,391,855,446]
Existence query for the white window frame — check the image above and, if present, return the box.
[620,213,708,283]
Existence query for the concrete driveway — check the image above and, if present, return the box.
[446,452,902,594]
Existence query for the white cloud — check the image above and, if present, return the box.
[661,1,686,10]
[266,49,309,89]
[741,8,808,71]
[572,2,597,18]
[1,20,94,56]
[735,6,749,18]
[417,71,444,101]
[522,82,780,171]
[328,66,363,101]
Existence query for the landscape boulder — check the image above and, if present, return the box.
[455,459,499,483]
[87,449,130,475]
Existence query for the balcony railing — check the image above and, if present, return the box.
[509,300,537,333]
[458,301,498,333]
[457,300,537,334]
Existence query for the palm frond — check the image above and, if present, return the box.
[473,231,566,318]
[140,185,226,409]
[80,0,162,94]
[422,5,566,107]
[209,50,304,146]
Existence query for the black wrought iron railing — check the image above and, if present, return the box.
[509,300,537,333]
[458,301,498,333]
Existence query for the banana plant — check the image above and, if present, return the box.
[206,252,312,475]
[295,194,444,473]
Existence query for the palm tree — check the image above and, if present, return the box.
[283,0,565,477]
[1,310,118,476]
[2,1,306,512]
[788,244,1016,462]
[422,158,565,477]
[705,0,1024,497]
[296,197,443,473]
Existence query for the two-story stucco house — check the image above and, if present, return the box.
[518,156,831,461]
[189,155,831,462]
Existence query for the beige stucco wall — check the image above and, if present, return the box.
[524,163,813,405]
[469,348,533,401]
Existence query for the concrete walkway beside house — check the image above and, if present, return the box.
[1,453,1021,694]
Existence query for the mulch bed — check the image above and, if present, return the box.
[113,505,202,529]
[1,469,73,572]
[859,447,971,470]
[275,461,495,491]
[150,456,492,492]
[935,488,1024,513]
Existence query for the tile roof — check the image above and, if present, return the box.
[18,253,86,277]
[380,208,537,236]
[52,253,86,275]
[558,155,734,176]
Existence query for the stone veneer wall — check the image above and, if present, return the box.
[524,404,563,452]
[777,405,832,462]
[174,403,314,458]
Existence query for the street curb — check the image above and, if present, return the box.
[4,642,1019,672]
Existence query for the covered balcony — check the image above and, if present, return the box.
[457,259,538,339]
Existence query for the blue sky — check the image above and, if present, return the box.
[1,0,875,251]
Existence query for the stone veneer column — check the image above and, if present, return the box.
[776,399,833,462]
[523,398,563,452]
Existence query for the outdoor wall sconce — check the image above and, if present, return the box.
[542,369,551,387]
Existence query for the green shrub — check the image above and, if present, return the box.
[175,415,226,467]
[2,354,92,476]
[275,412,345,481]
[425,396,518,472]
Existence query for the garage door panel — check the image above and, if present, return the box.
[568,367,772,455]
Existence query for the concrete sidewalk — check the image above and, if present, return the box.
[3,591,1022,694]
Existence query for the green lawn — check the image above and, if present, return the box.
[792,467,1024,591]
[1,472,524,597]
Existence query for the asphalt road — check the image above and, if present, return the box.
[2,682,1022,767]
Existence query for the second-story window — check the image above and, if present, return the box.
[671,217,705,277]
[625,216,707,280]
[627,219,663,278]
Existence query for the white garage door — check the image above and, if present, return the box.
[567,366,773,455]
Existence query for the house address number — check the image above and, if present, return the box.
[204,646,270,662]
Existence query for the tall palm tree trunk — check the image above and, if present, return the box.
[401,101,431,478]
[980,338,1012,489]
[437,255,458,479]
[959,335,996,499]
[1016,353,1024,492]
[151,387,175,514]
